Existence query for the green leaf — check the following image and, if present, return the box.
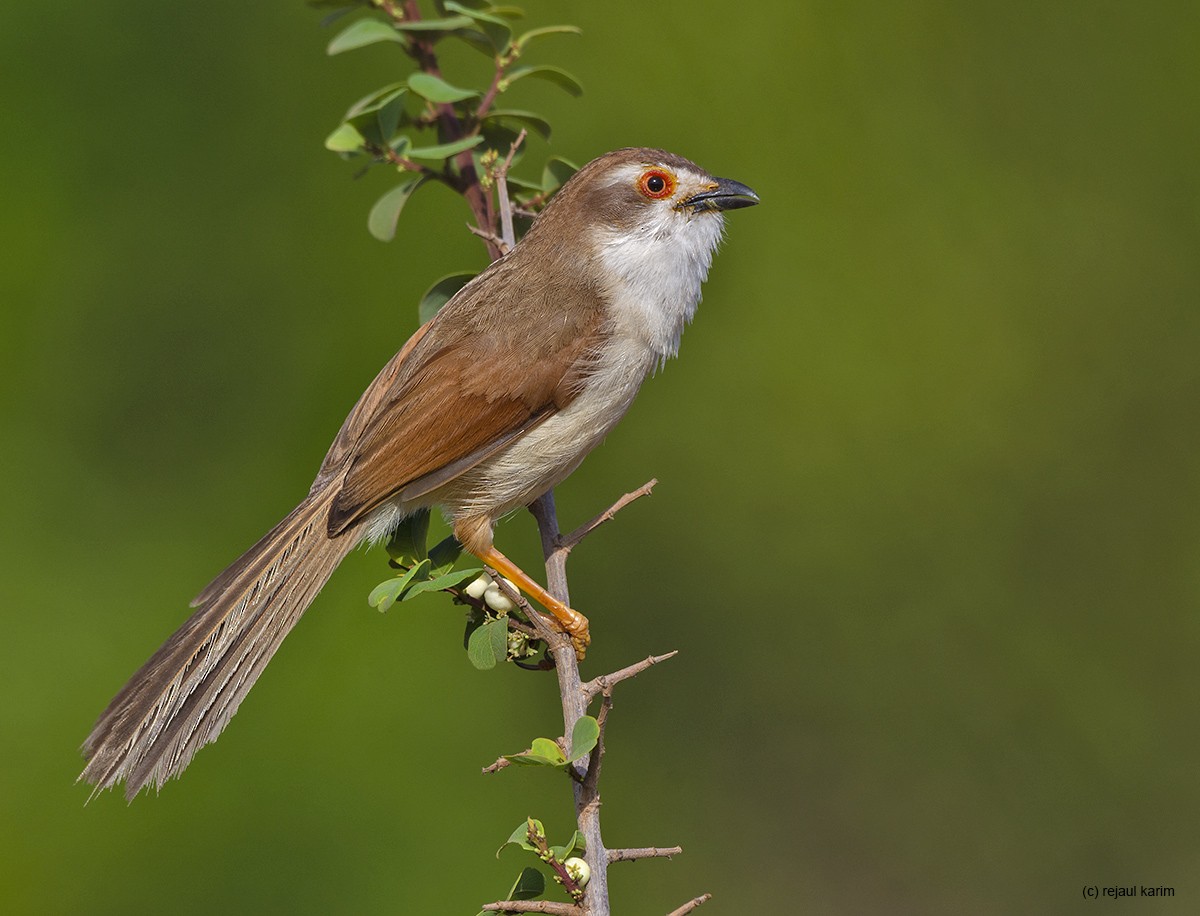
[502,65,583,97]
[443,1,511,49]
[401,567,483,600]
[345,90,412,147]
[324,122,366,153]
[467,617,509,670]
[503,736,568,768]
[463,604,485,649]
[407,72,480,103]
[501,173,543,192]
[418,272,475,323]
[327,18,404,55]
[316,5,360,30]
[385,508,430,564]
[513,24,581,52]
[444,28,495,58]
[497,818,544,857]
[567,716,600,762]
[367,577,404,613]
[368,177,424,242]
[530,737,565,761]
[431,567,484,589]
[391,15,474,32]
[375,91,408,141]
[484,109,552,140]
[439,0,521,12]
[504,753,565,768]
[345,82,407,118]
[406,134,485,161]
[542,156,578,193]
[506,866,545,901]
[479,122,523,161]
[367,559,431,612]
[428,534,464,573]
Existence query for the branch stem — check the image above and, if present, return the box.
[528,491,611,916]
[480,903,583,915]
[400,0,500,258]
[607,846,684,863]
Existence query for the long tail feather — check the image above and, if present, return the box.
[80,489,356,800]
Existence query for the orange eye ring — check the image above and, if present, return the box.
[637,168,676,200]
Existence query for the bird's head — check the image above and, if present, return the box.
[536,147,759,242]
[509,147,759,359]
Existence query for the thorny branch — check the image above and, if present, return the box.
[522,488,700,915]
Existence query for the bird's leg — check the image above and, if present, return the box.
[476,546,590,659]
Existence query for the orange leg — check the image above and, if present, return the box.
[476,546,590,658]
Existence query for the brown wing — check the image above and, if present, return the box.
[324,255,607,536]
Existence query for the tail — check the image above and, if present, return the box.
[80,487,356,800]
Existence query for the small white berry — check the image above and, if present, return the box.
[464,574,491,599]
[483,584,516,613]
[563,857,590,887]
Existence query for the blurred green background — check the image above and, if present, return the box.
[2,1,1198,913]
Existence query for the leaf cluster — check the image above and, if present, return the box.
[368,509,482,611]
[478,817,588,912]
[319,0,582,241]
[369,509,550,669]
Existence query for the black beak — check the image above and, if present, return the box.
[684,176,760,212]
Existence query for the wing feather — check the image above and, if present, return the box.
[321,255,608,535]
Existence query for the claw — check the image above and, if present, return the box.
[476,545,594,660]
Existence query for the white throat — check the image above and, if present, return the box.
[594,208,725,368]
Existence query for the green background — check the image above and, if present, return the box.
[3,2,1198,913]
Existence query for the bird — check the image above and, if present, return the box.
[80,146,758,800]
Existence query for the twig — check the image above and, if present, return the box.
[581,692,611,797]
[361,140,428,177]
[559,479,657,555]
[473,59,507,123]
[607,846,683,864]
[665,894,712,916]
[495,128,528,250]
[482,755,513,775]
[480,902,583,915]
[529,491,570,606]
[582,652,678,703]
[468,224,508,250]
[527,819,585,901]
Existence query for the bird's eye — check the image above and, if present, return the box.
[637,169,675,200]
